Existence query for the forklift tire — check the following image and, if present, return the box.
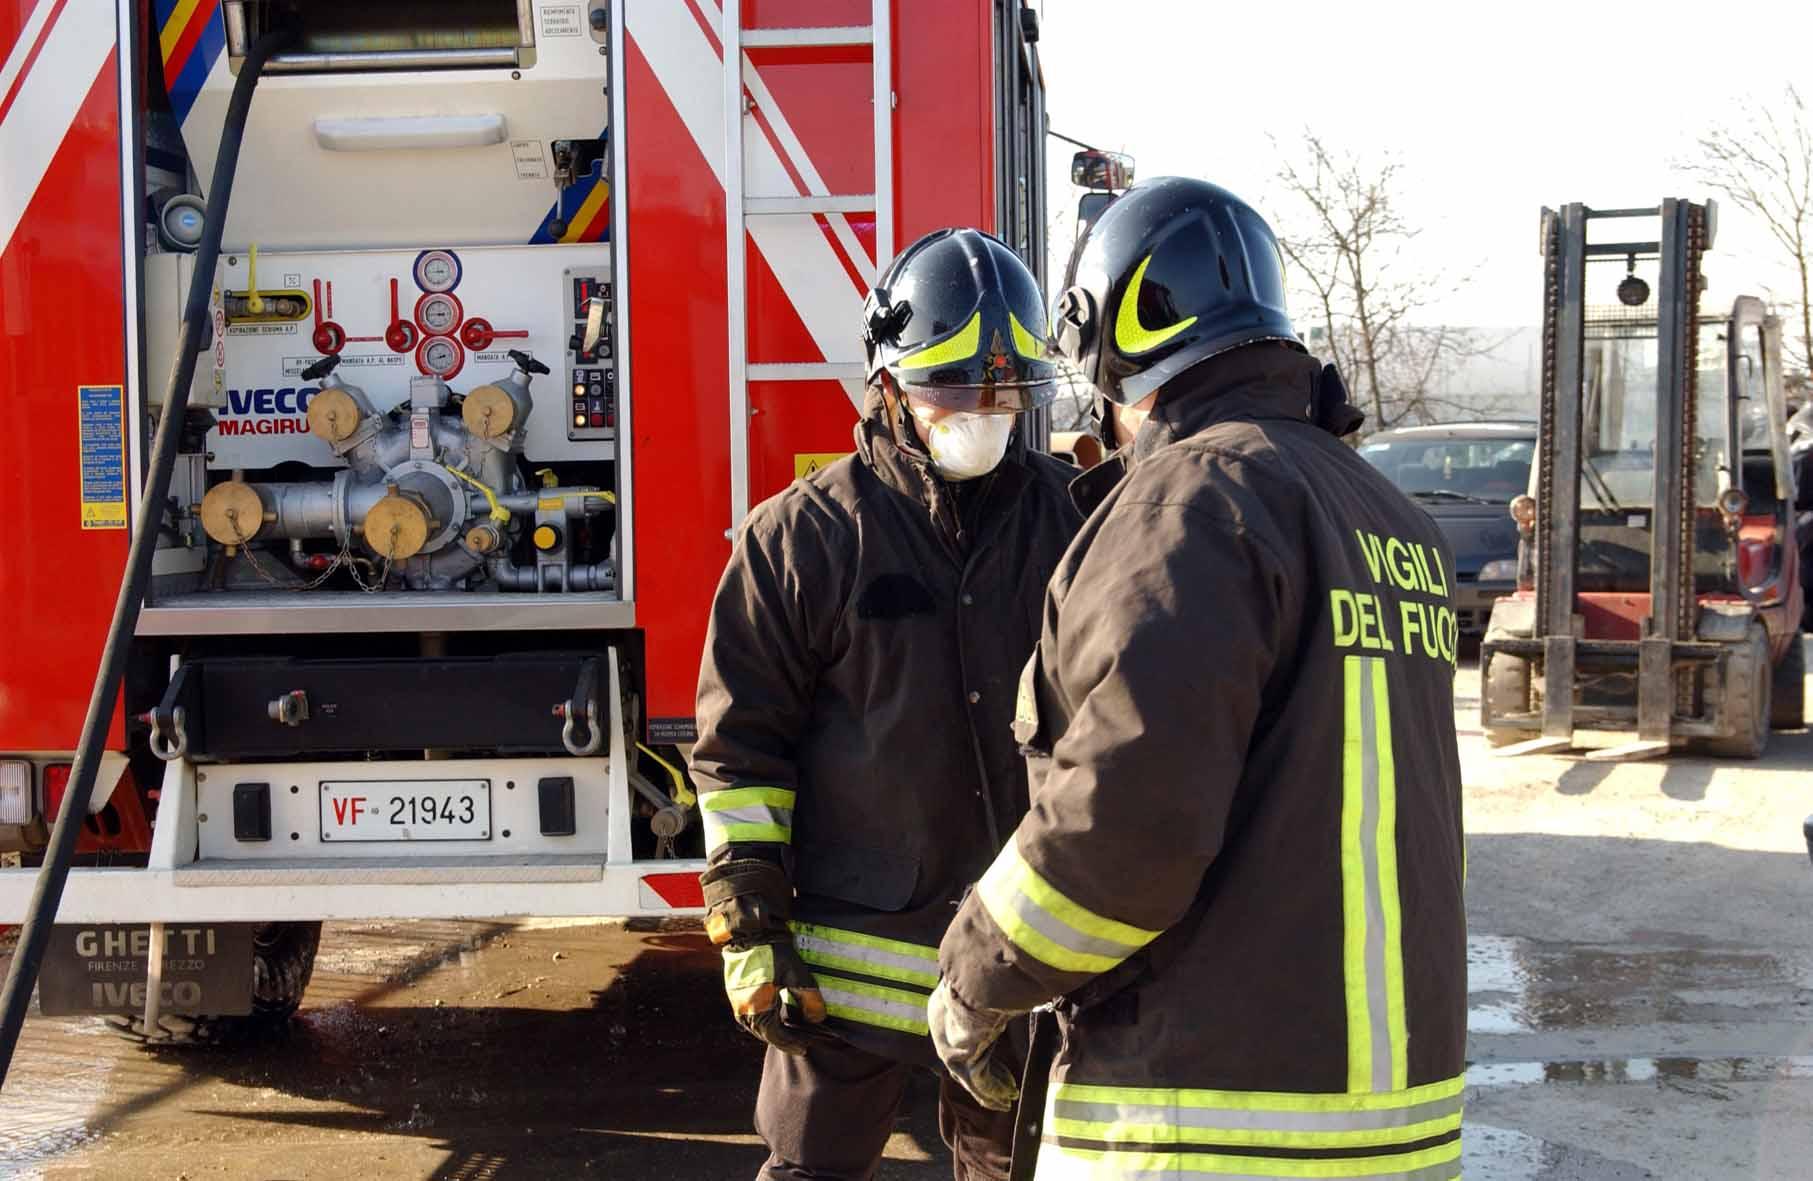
[1483,653,1533,748]
[104,921,321,1047]
[1699,625,1771,759]
[1771,635,1807,731]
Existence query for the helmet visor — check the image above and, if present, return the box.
[893,376,1057,413]
[886,306,1061,412]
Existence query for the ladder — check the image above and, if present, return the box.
[721,0,894,533]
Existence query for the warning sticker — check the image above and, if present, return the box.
[77,385,128,530]
[540,4,582,37]
[511,139,548,181]
[794,452,850,479]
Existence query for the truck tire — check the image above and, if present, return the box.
[1483,652,1533,748]
[104,921,321,1047]
[1771,635,1807,730]
[1698,624,1771,759]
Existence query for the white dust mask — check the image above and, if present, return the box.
[915,409,1015,480]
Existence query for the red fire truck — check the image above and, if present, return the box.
[0,0,1052,1038]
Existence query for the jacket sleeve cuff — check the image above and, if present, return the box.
[937,893,1074,1015]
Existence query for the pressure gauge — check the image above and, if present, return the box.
[417,335,465,378]
[415,292,463,336]
[413,249,461,293]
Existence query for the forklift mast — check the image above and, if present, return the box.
[1530,201,1712,743]
[1486,198,1801,759]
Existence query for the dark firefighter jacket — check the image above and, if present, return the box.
[692,393,1080,1065]
[938,347,1469,1180]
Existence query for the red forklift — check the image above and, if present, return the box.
[1481,200,1805,759]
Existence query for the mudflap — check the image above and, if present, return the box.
[37,922,257,1017]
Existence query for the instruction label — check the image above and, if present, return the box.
[794,452,849,479]
[540,4,582,36]
[77,384,127,530]
[511,139,548,180]
[281,353,406,377]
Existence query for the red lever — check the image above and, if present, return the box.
[311,278,345,354]
[459,318,531,352]
[384,277,417,352]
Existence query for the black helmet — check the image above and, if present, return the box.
[863,228,1058,412]
[1054,177,1299,405]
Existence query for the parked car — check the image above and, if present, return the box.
[1357,422,1535,634]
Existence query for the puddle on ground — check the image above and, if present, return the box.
[0,920,744,1178]
[1464,1123,1652,1180]
[1467,934,1813,1034]
[1468,1054,1813,1088]
[0,1014,111,1173]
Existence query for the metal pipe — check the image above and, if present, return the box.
[490,560,541,591]
[0,28,291,1082]
[487,560,616,593]
[263,47,519,72]
[567,563,615,592]
[491,488,615,516]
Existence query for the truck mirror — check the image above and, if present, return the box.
[1071,149,1134,192]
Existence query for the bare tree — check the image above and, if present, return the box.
[1686,86,1813,376]
[1271,131,1508,429]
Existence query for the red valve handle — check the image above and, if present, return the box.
[311,280,346,354]
[384,277,417,352]
[459,318,531,351]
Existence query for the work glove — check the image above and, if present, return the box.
[928,978,1021,1111]
[702,856,828,1055]
[721,940,829,1055]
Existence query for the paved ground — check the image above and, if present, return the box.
[0,641,1809,1179]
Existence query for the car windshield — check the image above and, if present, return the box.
[1357,436,1533,504]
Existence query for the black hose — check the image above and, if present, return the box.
[0,29,291,1083]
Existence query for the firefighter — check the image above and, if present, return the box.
[930,178,1469,1180]
[691,227,1081,1180]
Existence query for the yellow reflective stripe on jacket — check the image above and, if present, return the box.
[814,972,930,1035]
[700,786,795,852]
[1034,1139,1460,1179]
[977,841,1163,975]
[896,310,981,370]
[790,922,940,989]
[1341,655,1409,1093]
[1046,1076,1464,1151]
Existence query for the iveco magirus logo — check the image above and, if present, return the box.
[215,386,321,436]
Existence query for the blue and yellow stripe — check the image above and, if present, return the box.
[530,148,613,245]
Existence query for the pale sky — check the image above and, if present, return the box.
[1037,0,1813,329]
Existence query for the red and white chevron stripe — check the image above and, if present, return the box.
[629,0,875,409]
[0,0,117,258]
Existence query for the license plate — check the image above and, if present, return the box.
[320,779,492,842]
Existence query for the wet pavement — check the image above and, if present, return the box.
[0,646,1808,1179]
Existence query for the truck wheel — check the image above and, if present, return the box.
[1483,652,1533,748]
[1771,635,1807,730]
[1699,624,1771,759]
[104,921,321,1047]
